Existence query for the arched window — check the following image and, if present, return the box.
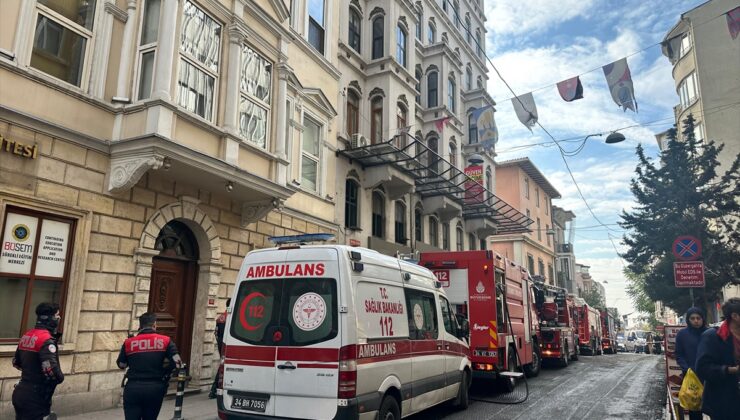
[372,16,384,59]
[466,66,472,91]
[465,15,472,44]
[415,66,422,104]
[429,216,439,247]
[447,76,456,112]
[348,8,361,53]
[427,22,436,44]
[468,233,476,250]
[396,23,407,67]
[371,96,383,144]
[442,222,450,250]
[396,103,407,148]
[475,29,483,58]
[427,136,439,174]
[427,71,438,107]
[345,178,360,228]
[476,76,483,89]
[449,141,457,167]
[346,89,360,136]
[456,223,464,251]
[442,0,448,13]
[394,201,406,244]
[372,190,385,238]
[468,110,478,144]
[414,205,423,242]
[453,1,460,29]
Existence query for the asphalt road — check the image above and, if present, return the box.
[409,352,667,420]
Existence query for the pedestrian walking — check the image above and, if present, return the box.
[209,298,230,399]
[675,307,707,420]
[12,302,65,420]
[695,298,740,420]
[117,312,182,420]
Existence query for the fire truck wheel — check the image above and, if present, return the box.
[378,394,401,420]
[560,345,569,367]
[498,346,518,393]
[571,346,579,361]
[524,347,541,378]
[453,370,470,409]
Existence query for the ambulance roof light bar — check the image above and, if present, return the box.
[268,233,336,246]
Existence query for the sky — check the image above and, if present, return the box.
[483,0,709,317]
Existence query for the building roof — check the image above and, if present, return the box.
[552,205,575,221]
[496,157,562,199]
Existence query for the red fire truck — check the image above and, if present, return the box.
[600,309,617,354]
[418,250,541,391]
[575,298,602,355]
[532,282,578,366]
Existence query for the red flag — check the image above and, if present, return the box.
[727,6,740,40]
[556,76,584,102]
[434,117,451,132]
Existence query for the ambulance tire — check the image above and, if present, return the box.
[453,370,470,409]
[378,395,401,420]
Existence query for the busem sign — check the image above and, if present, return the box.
[674,261,705,288]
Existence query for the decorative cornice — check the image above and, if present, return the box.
[228,21,247,44]
[399,16,408,29]
[397,94,408,107]
[368,87,385,99]
[267,0,290,23]
[108,154,165,193]
[349,80,362,94]
[104,1,129,22]
[369,7,385,19]
[350,0,362,14]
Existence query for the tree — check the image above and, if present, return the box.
[581,286,606,309]
[620,114,740,317]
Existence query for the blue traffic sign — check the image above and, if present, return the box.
[672,236,702,261]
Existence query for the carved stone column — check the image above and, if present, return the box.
[151,0,180,101]
[223,23,246,165]
[113,0,138,101]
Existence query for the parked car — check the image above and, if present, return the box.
[627,330,652,353]
[616,335,627,352]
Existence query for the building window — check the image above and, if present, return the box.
[346,89,360,137]
[465,66,472,91]
[396,24,407,67]
[394,201,406,244]
[427,22,436,44]
[372,191,385,238]
[307,0,326,53]
[468,233,476,250]
[548,263,554,284]
[475,29,483,58]
[371,96,383,144]
[345,179,359,228]
[527,254,535,274]
[447,77,456,112]
[465,15,471,44]
[524,177,530,198]
[678,72,698,109]
[449,142,457,167]
[442,222,450,250]
[545,198,549,215]
[485,167,492,201]
[537,217,542,241]
[427,137,439,174]
[0,208,75,339]
[546,224,551,245]
[301,115,321,191]
[372,16,384,59]
[456,224,464,251]
[414,206,423,242]
[679,32,692,57]
[415,66,422,104]
[240,45,272,148]
[396,103,407,139]
[177,0,221,121]
[348,8,361,53]
[694,122,705,143]
[137,0,161,99]
[538,259,545,276]
[453,1,460,29]
[468,111,478,144]
[30,0,97,87]
[536,188,540,207]
[480,239,486,251]
[427,71,438,107]
[429,217,439,247]
[476,76,483,89]
[415,8,422,40]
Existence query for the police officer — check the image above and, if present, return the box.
[117,312,182,420]
[12,302,65,420]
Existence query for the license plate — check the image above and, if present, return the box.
[231,396,268,412]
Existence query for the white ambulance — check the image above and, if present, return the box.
[217,235,471,420]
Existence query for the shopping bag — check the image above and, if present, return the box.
[678,368,704,411]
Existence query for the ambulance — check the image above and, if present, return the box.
[217,234,471,420]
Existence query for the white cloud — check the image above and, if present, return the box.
[578,257,635,316]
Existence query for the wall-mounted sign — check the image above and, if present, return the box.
[464,165,485,205]
[1,134,39,159]
[0,213,39,275]
[35,220,71,278]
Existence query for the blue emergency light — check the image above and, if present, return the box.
[268,233,335,245]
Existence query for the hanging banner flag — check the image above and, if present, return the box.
[727,6,740,40]
[471,106,499,150]
[511,93,538,131]
[464,165,486,205]
[556,76,584,102]
[434,116,451,132]
[661,34,683,64]
[602,58,637,113]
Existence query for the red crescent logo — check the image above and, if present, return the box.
[239,292,266,331]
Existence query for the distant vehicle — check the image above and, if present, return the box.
[599,310,618,354]
[616,335,627,353]
[627,330,652,353]
[575,299,602,355]
[531,282,579,367]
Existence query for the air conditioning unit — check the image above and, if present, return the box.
[351,134,369,149]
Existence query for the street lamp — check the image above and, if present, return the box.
[467,154,484,165]
[605,132,626,144]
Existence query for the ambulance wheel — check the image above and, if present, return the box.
[524,348,541,378]
[379,395,401,420]
[453,370,470,409]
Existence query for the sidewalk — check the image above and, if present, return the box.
[59,392,219,420]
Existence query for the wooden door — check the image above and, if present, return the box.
[148,257,197,365]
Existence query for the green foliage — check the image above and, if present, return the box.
[620,114,740,315]
[581,287,606,310]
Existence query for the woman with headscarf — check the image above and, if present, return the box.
[675,306,707,420]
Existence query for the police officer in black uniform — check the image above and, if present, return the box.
[12,302,65,420]
[117,312,182,420]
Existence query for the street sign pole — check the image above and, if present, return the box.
[689,288,694,306]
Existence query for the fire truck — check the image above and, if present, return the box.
[532,282,578,366]
[600,309,617,354]
[575,298,602,355]
[418,250,541,391]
